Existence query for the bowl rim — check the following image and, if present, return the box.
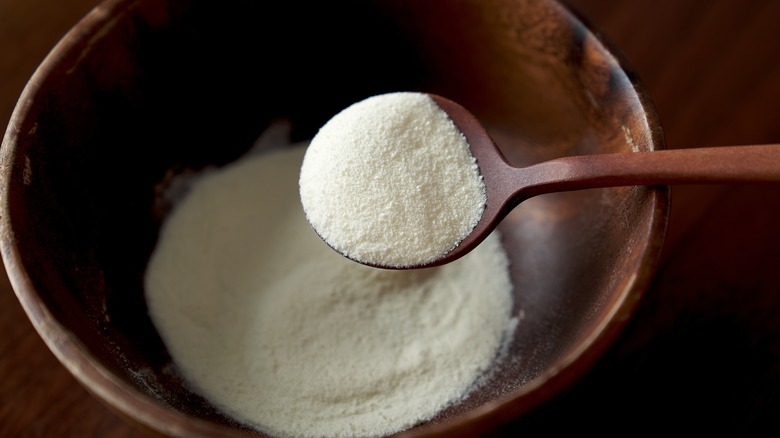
[0,0,669,436]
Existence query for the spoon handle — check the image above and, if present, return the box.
[516,144,780,198]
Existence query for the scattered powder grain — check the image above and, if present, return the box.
[299,92,486,268]
[145,142,515,438]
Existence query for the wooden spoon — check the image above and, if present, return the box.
[423,93,780,268]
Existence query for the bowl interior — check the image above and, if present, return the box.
[1,0,667,436]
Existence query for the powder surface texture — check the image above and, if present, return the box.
[145,142,515,438]
[299,92,486,268]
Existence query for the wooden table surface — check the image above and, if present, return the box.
[2,0,779,436]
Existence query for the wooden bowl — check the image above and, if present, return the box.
[0,0,668,436]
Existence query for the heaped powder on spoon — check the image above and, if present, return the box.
[144,125,517,438]
[299,92,486,268]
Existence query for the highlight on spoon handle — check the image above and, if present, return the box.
[515,144,780,199]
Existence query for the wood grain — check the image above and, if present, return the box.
[1,0,779,436]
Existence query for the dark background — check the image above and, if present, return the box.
[2,0,779,436]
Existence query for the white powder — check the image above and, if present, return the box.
[299,92,486,268]
[145,141,515,438]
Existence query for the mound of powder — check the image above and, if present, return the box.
[298,92,486,268]
[145,143,515,438]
